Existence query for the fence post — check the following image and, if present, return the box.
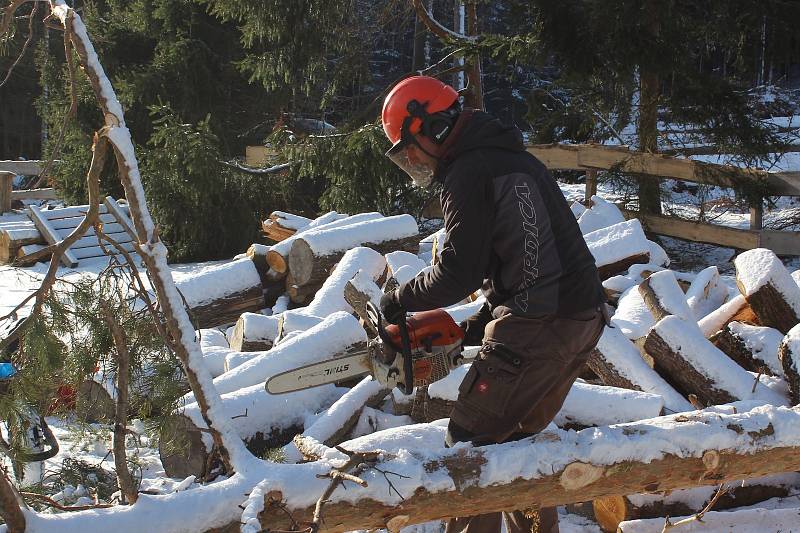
[750,196,764,231]
[0,172,13,214]
[585,170,598,205]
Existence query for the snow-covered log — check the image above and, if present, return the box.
[779,323,800,404]
[711,321,783,376]
[578,195,625,235]
[262,211,313,241]
[229,313,279,352]
[282,377,388,463]
[638,270,695,323]
[385,250,427,277]
[698,294,758,337]
[285,271,318,305]
[618,506,800,532]
[266,212,383,275]
[735,248,800,333]
[595,472,800,532]
[197,328,230,377]
[275,311,324,343]
[420,364,664,427]
[183,311,366,402]
[288,215,420,287]
[587,326,693,414]
[299,247,387,318]
[584,219,651,280]
[685,266,730,320]
[249,404,800,533]
[161,384,347,478]
[644,315,787,406]
[173,258,265,328]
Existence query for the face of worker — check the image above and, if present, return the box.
[387,141,437,188]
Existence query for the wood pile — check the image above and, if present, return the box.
[151,202,800,531]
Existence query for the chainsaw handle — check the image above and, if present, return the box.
[397,316,414,395]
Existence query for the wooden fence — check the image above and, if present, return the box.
[0,161,57,214]
[529,144,800,255]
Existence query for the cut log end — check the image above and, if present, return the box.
[559,462,605,491]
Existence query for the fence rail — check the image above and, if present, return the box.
[0,161,58,214]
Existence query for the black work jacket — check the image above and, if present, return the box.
[397,110,605,317]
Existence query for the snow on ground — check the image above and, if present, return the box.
[5,165,800,530]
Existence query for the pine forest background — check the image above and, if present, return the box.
[2,0,800,262]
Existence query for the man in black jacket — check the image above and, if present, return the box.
[380,76,606,533]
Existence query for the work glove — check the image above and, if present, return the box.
[459,302,492,346]
[380,290,407,325]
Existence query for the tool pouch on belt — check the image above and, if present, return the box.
[456,342,524,418]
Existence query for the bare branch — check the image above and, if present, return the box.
[20,491,114,511]
[410,0,475,44]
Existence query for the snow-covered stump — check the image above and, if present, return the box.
[283,377,388,463]
[288,215,420,288]
[711,322,783,376]
[618,506,800,533]
[685,266,730,320]
[735,248,800,334]
[778,324,800,404]
[174,258,265,328]
[182,311,366,402]
[160,384,347,478]
[229,313,280,352]
[644,315,787,407]
[587,327,694,414]
[251,405,800,533]
[577,195,625,235]
[584,219,651,280]
[594,472,800,532]
[698,294,759,337]
[638,270,696,323]
[266,212,384,276]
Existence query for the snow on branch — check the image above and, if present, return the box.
[411,0,477,45]
[46,0,257,474]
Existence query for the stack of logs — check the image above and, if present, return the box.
[157,206,800,532]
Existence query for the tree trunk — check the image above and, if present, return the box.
[711,322,782,376]
[593,473,800,532]
[463,2,483,110]
[0,469,25,533]
[635,0,662,215]
[254,406,800,533]
[101,305,139,504]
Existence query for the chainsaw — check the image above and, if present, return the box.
[266,302,472,395]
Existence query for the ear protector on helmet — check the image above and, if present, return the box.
[406,99,459,145]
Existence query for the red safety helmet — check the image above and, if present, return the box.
[382,76,460,145]
[382,76,459,187]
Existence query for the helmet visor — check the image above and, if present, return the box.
[386,139,434,188]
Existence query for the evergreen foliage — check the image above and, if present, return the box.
[141,105,278,262]
[271,123,434,217]
[0,262,186,474]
